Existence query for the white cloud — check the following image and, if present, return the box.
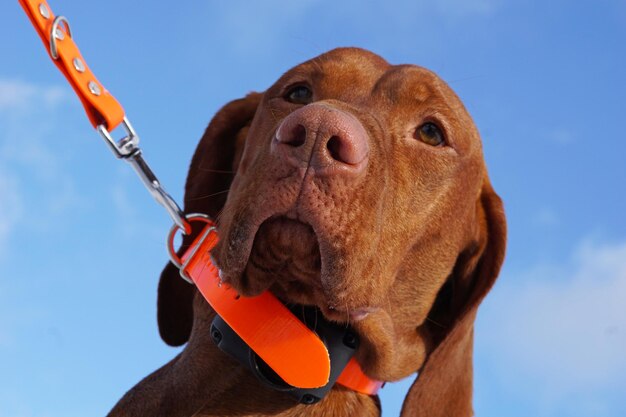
[547,127,576,145]
[0,78,79,257]
[477,239,626,411]
[0,79,68,113]
[0,79,38,110]
[111,172,137,220]
[0,170,23,257]
[110,178,139,239]
[533,206,560,227]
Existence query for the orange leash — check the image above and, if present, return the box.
[20,0,383,398]
[19,0,124,130]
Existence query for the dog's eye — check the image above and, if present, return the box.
[415,122,445,147]
[285,85,313,104]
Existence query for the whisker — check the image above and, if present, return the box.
[269,105,280,124]
[425,316,446,329]
[187,189,231,202]
[214,208,226,225]
[196,167,236,174]
[385,292,393,317]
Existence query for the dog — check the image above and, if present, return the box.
[109,47,506,417]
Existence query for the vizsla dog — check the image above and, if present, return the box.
[109,47,506,417]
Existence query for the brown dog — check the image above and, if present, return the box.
[109,47,506,417]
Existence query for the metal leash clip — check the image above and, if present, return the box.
[97,119,190,234]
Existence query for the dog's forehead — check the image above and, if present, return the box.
[272,48,389,97]
[306,47,390,87]
[372,65,452,103]
[281,48,458,106]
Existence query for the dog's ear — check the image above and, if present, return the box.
[157,92,263,346]
[401,176,506,417]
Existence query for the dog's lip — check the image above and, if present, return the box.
[212,211,275,282]
[322,304,380,323]
[213,213,320,290]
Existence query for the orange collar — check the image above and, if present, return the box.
[175,219,383,398]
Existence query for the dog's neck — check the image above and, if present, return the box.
[108,295,381,417]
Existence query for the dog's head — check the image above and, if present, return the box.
[158,48,505,414]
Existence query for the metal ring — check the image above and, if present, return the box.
[167,213,214,282]
[50,16,72,60]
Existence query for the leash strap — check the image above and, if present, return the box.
[19,0,124,130]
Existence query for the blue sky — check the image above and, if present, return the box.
[1,0,624,416]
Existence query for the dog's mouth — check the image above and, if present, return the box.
[243,216,322,297]
[214,215,378,323]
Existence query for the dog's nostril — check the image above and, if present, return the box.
[326,136,342,161]
[285,124,306,147]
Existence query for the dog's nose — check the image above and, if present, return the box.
[272,104,369,175]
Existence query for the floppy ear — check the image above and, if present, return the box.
[401,177,506,417]
[157,92,263,346]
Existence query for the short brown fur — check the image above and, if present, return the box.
[109,48,506,417]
